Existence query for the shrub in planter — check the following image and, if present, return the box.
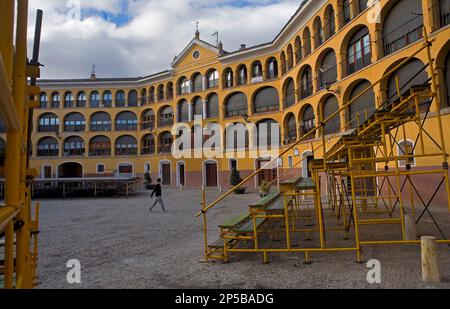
[230,168,246,194]
[144,172,154,190]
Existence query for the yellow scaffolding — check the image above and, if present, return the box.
[197,30,450,264]
[1,0,41,289]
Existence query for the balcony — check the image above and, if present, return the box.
[225,107,248,118]
[159,145,172,154]
[90,124,112,132]
[115,123,137,131]
[141,121,155,130]
[64,149,85,157]
[64,125,85,132]
[254,103,279,114]
[159,118,174,128]
[116,148,138,156]
[141,146,156,155]
[38,125,59,133]
[37,149,59,157]
[383,15,424,57]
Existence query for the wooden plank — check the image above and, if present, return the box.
[219,212,249,229]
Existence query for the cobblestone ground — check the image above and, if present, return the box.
[35,188,450,289]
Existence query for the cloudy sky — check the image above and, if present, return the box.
[27,0,300,79]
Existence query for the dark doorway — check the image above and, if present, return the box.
[179,163,185,187]
[162,163,171,185]
[205,162,218,187]
[257,159,277,186]
[58,162,83,178]
[44,166,52,179]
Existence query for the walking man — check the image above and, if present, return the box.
[149,178,166,212]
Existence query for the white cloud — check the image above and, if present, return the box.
[27,0,299,79]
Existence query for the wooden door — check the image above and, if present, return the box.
[44,166,52,179]
[257,160,277,186]
[162,163,171,185]
[205,163,218,187]
[179,164,185,187]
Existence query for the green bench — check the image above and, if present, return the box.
[235,218,266,233]
[219,212,250,229]
[296,178,316,191]
[249,191,281,209]
[280,176,303,192]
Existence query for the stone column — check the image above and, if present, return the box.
[188,103,193,122]
[202,100,208,119]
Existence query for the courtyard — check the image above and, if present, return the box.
[35,188,450,289]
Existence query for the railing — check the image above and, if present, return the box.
[90,124,112,132]
[64,149,85,157]
[254,103,279,114]
[196,38,431,220]
[283,90,296,109]
[316,63,338,90]
[115,123,138,131]
[141,121,155,130]
[225,107,248,118]
[159,145,172,153]
[383,15,424,56]
[159,118,174,127]
[64,124,85,132]
[116,148,138,156]
[38,125,59,132]
[337,1,353,28]
[37,149,59,157]
[89,148,111,156]
[141,146,156,155]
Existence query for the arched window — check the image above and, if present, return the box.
[438,0,450,28]
[301,105,315,139]
[284,113,297,144]
[64,113,85,132]
[382,0,423,57]
[37,137,59,157]
[322,95,341,134]
[149,87,155,103]
[38,113,59,132]
[159,106,174,127]
[445,51,450,107]
[283,78,296,108]
[63,136,85,156]
[252,61,263,79]
[115,135,138,156]
[237,65,248,85]
[166,82,174,100]
[177,100,189,122]
[302,27,312,57]
[226,122,250,150]
[115,90,126,107]
[386,58,429,112]
[206,93,219,118]
[207,70,219,88]
[295,36,302,64]
[128,90,138,107]
[257,119,280,148]
[90,91,100,108]
[102,91,112,107]
[300,66,313,99]
[341,0,352,26]
[140,89,147,106]
[141,134,156,155]
[318,49,337,90]
[192,73,203,93]
[359,0,368,12]
[398,140,416,167]
[280,52,287,75]
[325,6,336,39]
[225,92,248,118]
[159,132,173,153]
[77,92,86,108]
[89,136,111,156]
[157,85,165,102]
[266,58,278,80]
[39,93,48,108]
[347,26,371,75]
[193,97,203,118]
[115,111,138,131]
[90,112,111,132]
[179,78,190,95]
[348,80,375,128]
[51,92,60,108]
[224,68,234,88]
[287,45,294,71]
[253,87,280,114]
[141,109,155,130]
[313,17,324,49]
[64,92,74,108]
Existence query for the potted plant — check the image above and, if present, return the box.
[259,179,272,197]
[230,168,246,194]
[144,172,154,190]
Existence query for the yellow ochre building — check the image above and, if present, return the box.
[21,0,450,202]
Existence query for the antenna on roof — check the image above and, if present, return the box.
[211,31,219,45]
[90,64,97,80]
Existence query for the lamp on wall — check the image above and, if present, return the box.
[324,82,340,96]
[293,148,300,157]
